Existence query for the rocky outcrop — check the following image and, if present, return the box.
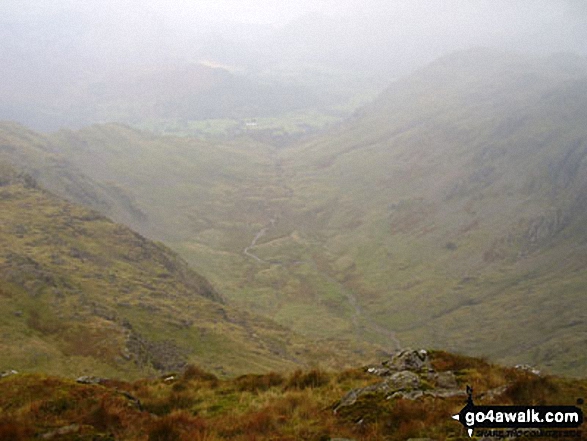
[383,348,432,372]
[124,325,187,372]
[41,424,82,440]
[76,376,106,385]
[514,364,541,376]
[0,369,18,378]
[334,349,466,412]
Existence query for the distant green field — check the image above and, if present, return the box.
[134,92,377,140]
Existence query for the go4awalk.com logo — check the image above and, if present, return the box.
[452,386,584,438]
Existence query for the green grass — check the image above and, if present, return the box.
[0,164,378,379]
[2,49,587,376]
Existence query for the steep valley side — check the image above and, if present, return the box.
[2,50,587,375]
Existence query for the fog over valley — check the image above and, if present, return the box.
[1,0,586,130]
[1,3,587,439]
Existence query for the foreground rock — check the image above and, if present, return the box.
[0,369,18,378]
[76,376,107,385]
[334,348,465,412]
[384,348,432,372]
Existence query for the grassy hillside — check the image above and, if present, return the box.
[236,48,586,373]
[0,162,377,379]
[280,50,587,375]
[2,49,586,376]
[42,124,374,346]
[1,351,585,440]
[1,124,345,341]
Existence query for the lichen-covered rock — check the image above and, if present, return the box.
[41,424,81,439]
[514,364,541,376]
[390,389,424,400]
[335,370,424,412]
[336,350,470,413]
[0,369,18,378]
[335,381,391,410]
[426,389,467,398]
[383,348,431,372]
[366,366,391,376]
[76,376,106,385]
[386,370,421,390]
[432,371,458,389]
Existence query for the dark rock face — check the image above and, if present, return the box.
[125,328,187,372]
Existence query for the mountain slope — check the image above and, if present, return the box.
[2,49,587,375]
[280,49,587,374]
[0,122,147,229]
[0,162,376,379]
[40,124,374,345]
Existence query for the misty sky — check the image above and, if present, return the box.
[2,0,584,29]
[3,1,585,51]
[1,0,342,24]
[2,0,586,81]
[1,0,586,130]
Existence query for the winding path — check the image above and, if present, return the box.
[243,227,268,262]
[243,218,276,263]
[241,152,401,353]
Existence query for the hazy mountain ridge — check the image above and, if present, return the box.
[2,49,587,375]
[0,50,328,131]
[0,122,148,229]
[77,64,324,123]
